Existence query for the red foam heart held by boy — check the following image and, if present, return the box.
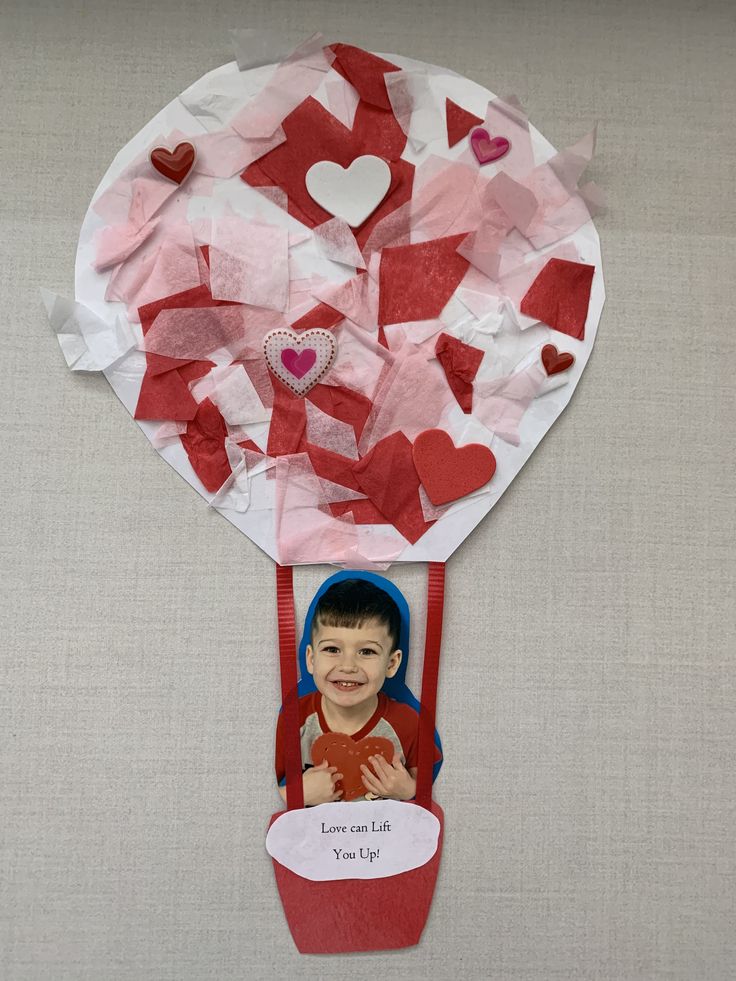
[413,429,496,506]
[311,733,395,801]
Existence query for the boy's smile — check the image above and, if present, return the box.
[306,619,402,722]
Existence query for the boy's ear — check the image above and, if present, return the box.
[305,644,315,675]
[385,649,402,678]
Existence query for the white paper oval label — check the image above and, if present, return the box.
[266,799,441,881]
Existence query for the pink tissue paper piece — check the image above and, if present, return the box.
[313,218,366,269]
[141,306,286,361]
[489,171,539,235]
[321,320,392,399]
[192,127,287,180]
[230,33,335,141]
[275,453,359,565]
[312,272,377,330]
[473,364,546,445]
[382,319,445,355]
[275,453,399,568]
[306,400,359,459]
[151,420,188,448]
[325,76,360,130]
[93,217,161,272]
[361,156,482,257]
[209,218,289,311]
[189,363,269,426]
[105,221,202,319]
[358,345,455,452]
[384,70,445,151]
[520,128,602,249]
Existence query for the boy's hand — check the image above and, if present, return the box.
[360,753,416,801]
[303,759,343,806]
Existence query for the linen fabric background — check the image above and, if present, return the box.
[1,0,734,978]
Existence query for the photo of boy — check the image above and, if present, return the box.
[275,578,442,805]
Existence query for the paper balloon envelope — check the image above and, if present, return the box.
[58,35,605,954]
[69,39,604,571]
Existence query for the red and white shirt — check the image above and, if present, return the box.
[275,690,441,792]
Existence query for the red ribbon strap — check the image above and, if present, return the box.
[276,564,304,810]
[415,562,445,809]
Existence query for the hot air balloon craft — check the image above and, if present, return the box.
[49,34,605,954]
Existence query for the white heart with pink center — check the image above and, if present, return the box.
[263,328,337,397]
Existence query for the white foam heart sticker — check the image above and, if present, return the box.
[263,327,337,396]
[305,155,392,228]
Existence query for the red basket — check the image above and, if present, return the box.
[269,801,444,953]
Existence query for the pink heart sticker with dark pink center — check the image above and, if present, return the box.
[281,347,316,379]
[264,327,337,397]
[470,128,511,164]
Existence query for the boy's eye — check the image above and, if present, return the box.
[359,648,379,656]
[322,646,340,654]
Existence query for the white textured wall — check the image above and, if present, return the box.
[1,0,734,978]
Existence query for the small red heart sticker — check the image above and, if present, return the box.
[541,344,575,376]
[311,732,395,801]
[150,142,196,184]
[413,429,496,506]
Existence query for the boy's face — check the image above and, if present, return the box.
[306,618,401,711]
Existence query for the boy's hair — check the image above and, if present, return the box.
[311,579,402,653]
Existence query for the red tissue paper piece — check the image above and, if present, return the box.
[352,432,434,544]
[378,233,470,326]
[306,443,363,493]
[445,98,484,148]
[541,344,575,376]
[520,258,594,340]
[237,438,263,455]
[350,100,409,163]
[267,379,307,457]
[270,801,444,953]
[134,357,213,421]
[180,398,231,492]
[290,302,344,332]
[241,96,414,248]
[135,283,236,419]
[149,142,196,184]
[307,383,373,442]
[413,429,496,506]
[134,367,199,421]
[311,732,395,801]
[434,332,484,413]
[329,43,400,111]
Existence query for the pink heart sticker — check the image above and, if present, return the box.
[263,328,337,397]
[470,128,511,164]
[281,347,317,379]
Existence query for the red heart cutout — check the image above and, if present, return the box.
[150,142,196,184]
[470,128,511,164]
[541,344,575,376]
[311,732,395,802]
[413,429,496,506]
